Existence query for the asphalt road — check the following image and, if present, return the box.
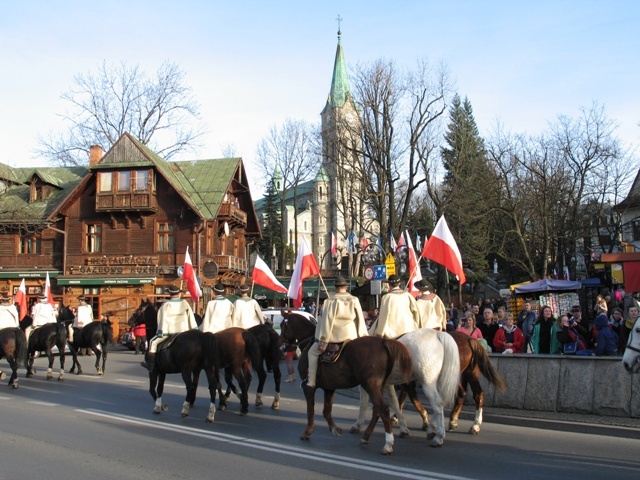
[1,349,638,480]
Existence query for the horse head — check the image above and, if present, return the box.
[623,317,640,374]
[128,299,155,327]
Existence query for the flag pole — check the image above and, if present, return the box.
[250,280,254,298]
[317,271,331,299]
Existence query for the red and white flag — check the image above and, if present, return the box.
[44,271,55,307]
[287,236,320,309]
[361,236,369,250]
[183,247,202,301]
[14,278,28,320]
[421,215,466,284]
[252,255,287,293]
[396,231,406,252]
[405,230,422,297]
[331,232,338,256]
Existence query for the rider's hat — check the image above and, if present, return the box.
[387,274,401,286]
[1,293,11,303]
[415,280,433,292]
[165,285,181,296]
[213,283,225,294]
[237,284,250,293]
[37,292,46,300]
[77,295,86,302]
[334,276,348,287]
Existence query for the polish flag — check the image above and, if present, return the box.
[396,231,406,252]
[44,271,55,307]
[361,236,369,250]
[183,247,202,301]
[14,278,28,320]
[389,229,397,252]
[252,255,287,293]
[421,215,466,284]
[405,230,422,297]
[331,232,338,256]
[287,237,320,308]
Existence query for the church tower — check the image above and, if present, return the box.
[320,30,366,261]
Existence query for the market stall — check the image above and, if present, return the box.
[511,279,582,317]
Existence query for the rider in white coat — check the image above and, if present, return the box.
[200,283,235,334]
[68,295,94,343]
[232,284,263,329]
[369,275,420,339]
[26,293,57,341]
[0,293,19,330]
[415,280,448,331]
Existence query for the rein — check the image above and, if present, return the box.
[625,319,640,354]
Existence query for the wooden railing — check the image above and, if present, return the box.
[96,192,157,212]
[218,202,247,226]
[213,255,247,273]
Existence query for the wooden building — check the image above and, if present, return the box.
[0,133,261,337]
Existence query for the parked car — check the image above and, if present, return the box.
[120,331,136,350]
[261,309,315,329]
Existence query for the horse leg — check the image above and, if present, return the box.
[93,345,102,375]
[101,345,107,375]
[46,348,54,380]
[366,385,394,455]
[322,389,342,436]
[300,383,316,440]
[421,381,445,447]
[350,385,369,434]
[384,384,410,438]
[181,370,195,417]
[449,382,467,431]
[468,376,484,435]
[69,344,79,374]
[254,363,267,407]
[7,356,18,389]
[234,366,249,415]
[190,368,201,407]
[153,372,169,414]
[224,368,238,401]
[271,349,282,410]
[57,344,65,381]
[400,382,430,432]
[204,367,218,423]
[26,353,35,376]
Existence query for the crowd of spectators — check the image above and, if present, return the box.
[447,290,640,356]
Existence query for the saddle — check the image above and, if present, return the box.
[157,334,179,353]
[320,339,350,364]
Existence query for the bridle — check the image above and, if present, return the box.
[625,320,640,354]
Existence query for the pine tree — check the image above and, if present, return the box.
[441,95,498,276]
[257,176,282,260]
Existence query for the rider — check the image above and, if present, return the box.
[0,293,19,329]
[199,283,235,334]
[303,276,367,389]
[141,285,198,370]
[369,274,420,339]
[232,284,264,329]
[415,280,447,331]
[25,293,57,342]
[67,295,94,343]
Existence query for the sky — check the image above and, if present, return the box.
[1,1,639,196]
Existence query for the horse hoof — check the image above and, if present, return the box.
[271,402,279,410]
[255,400,263,407]
[153,409,161,415]
[421,422,429,431]
[0,372,6,380]
[11,383,18,390]
[359,437,370,445]
[26,372,34,378]
[181,413,189,418]
[350,425,361,434]
[429,438,444,448]
[427,432,436,440]
[300,433,311,441]
[469,426,480,435]
[58,376,64,382]
[218,404,226,411]
[330,427,343,437]
[240,410,248,416]
[162,404,169,412]
[46,375,53,380]
[98,370,104,376]
[205,417,214,423]
[381,446,393,455]
[399,431,410,438]
[391,415,399,425]
[448,423,458,431]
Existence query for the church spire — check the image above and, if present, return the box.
[327,28,351,109]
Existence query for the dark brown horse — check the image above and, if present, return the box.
[149,329,221,422]
[294,325,413,455]
[396,331,506,435]
[68,321,114,375]
[0,327,28,388]
[25,320,68,381]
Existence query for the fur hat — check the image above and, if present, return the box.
[213,283,225,294]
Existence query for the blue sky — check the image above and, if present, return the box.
[1,1,638,192]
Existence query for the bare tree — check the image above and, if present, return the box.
[255,119,317,274]
[37,61,207,165]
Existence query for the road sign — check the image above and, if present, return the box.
[385,253,396,276]
[370,280,382,295]
[373,265,387,280]
[364,266,374,281]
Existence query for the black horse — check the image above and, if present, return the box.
[222,323,282,409]
[0,327,28,388]
[25,319,68,381]
[68,321,114,375]
[149,329,221,422]
[128,299,158,341]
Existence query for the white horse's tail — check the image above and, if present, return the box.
[435,331,461,408]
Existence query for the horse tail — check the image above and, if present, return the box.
[202,332,219,368]
[242,330,263,372]
[471,337,506,392]
[383,339,413,383]
[15,329,28,366]
[435,331,462,408]
[102,321,115,346]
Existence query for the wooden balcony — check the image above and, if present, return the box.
[96,191,157,212]
[217,202,247,228]
[213,255,247,274]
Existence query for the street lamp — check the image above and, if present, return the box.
[361,243,385,267]
[394,245,409,275]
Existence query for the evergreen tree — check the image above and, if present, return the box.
[441,95,498,276]
[257,176,282,261]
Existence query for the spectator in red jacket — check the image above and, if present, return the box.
[493,312,525,354]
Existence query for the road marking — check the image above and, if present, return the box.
[79,408,475,480]
[29,401,59,407]
[0,396,12,400]
[117,378,143,384]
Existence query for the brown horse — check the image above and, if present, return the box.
[396,331,506,435]
[297,334,413,455]
[0,327,28,388]
[215,327,262,415]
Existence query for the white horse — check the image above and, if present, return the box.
[622,317,640,373]
[351,328,460,447]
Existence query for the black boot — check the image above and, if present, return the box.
[140,352,156,371]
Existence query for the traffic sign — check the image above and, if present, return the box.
[385,253,396,276]
[364,266,374,281]
[370,280,382,295]
[373,265,387,280]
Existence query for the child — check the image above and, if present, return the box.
[594,314,619,356]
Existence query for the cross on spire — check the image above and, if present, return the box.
[336,14,342,36]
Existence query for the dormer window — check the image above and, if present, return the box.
[29,183,49,202]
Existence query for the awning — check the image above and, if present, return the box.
[514,279,582,294]
[56,275,156,286]
[0,270,62,279]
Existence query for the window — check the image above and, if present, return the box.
[118,171,130,191]
[134,170,148,191]
[99,172,113,192]
[319,237,324,247]
[19,235,41,254]
[157,223,175,252]
[633,222,640,242]
[86,224,102,253]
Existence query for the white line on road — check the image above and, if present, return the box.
[29,401,59,407]
[78,408,476,480]
[117,378,143,384]
[0,396,12,400]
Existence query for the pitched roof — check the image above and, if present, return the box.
[0,163,88,223]
[326,36,351,109]
[615,169,640,210]
[254,178,315,211]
